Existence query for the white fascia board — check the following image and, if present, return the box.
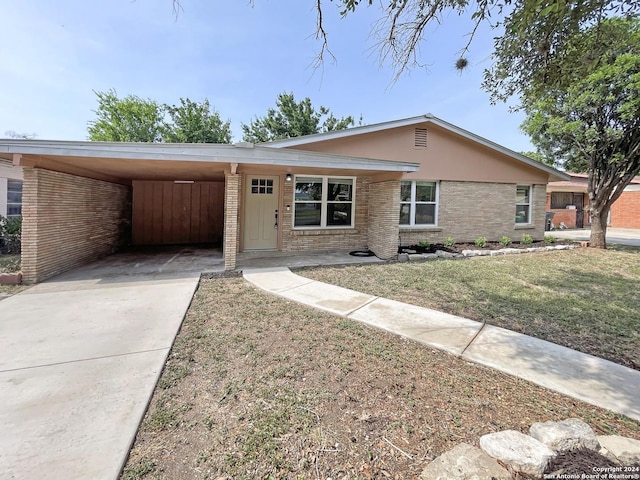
[0,140,419,173]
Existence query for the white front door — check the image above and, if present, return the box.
[243,175,280,250]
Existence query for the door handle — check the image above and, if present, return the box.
[274,209,278,229]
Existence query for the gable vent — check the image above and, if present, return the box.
[414,128,427,147]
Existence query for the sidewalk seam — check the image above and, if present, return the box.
[344,295,380,317]
[460,321,487,357]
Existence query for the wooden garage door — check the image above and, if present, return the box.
[132,181,224,245]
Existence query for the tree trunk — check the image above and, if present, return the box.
[589,211,607,248]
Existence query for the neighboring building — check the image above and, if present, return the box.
[0,158,23,218]
[0,114,567,284]
[547,173,640,229]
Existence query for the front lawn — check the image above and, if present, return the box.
[301,248,640,370]
[121,277,640,479]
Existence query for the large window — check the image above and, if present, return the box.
[7,179,22,218]
[294,176,355,228]
[399,181,438,226]
[515,185,531,224]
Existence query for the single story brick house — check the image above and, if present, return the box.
[0,114,567,284]
[546,173,640,229]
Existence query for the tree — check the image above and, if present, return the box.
[241,92,355,143]
[88,91,232,144]
[521,17,640,248]
[164,98,232,143]
[88,89,166,142]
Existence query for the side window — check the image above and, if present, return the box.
[400,181,438,226]
[515,185,531,224]
[7,179,23,218]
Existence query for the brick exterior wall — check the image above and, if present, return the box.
[279,176,370,253]
[21,168,131,284]
[223,173,240,270]
[544,192,590,229]
[399,181,546,246]
[367,180,401,259]
[610,190,640,228]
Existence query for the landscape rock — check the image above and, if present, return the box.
[597,435,640,465]
[480,430,556,477]
[529,418,600,452]
[435,250,455,258]
[461,250,477,256]
[420,443,511,480]
[397,253,410,263]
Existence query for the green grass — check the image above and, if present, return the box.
[301,248,640,370]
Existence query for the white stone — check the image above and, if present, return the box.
[420,443,511,480]
[480,430,555,477]
[397,253,410,262]
[462,250,476,256]
[597,435,640,465]
[529,418,600,452]
[490,250,505,256]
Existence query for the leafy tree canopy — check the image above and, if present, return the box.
[88,90,166,142]
[87,90,231,143]
[521,17,640,248]
[165,98,232,143]
[241,92,356,143]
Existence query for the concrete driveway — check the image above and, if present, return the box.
[0,248,221,480]
[551,227,640,247]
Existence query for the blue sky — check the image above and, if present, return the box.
[0,0,533,152]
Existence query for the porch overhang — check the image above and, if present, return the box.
[0,140,420,184]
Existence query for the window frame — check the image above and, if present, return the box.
[6,179,23,219]
[515,185,532,225]
[292,175,356,229]
[399,180,439,227]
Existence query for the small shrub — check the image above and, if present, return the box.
[521,233,534,244]
[418,240,431,249]
[474,236,487,248]
[499,236,511,247]
[3,216,22,236]
[444,236,455,248]
[544,235,556,244]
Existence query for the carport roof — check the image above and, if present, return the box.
[0,140,420,184]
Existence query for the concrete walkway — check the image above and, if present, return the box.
[244,267,640,422]
[0,249,212,480]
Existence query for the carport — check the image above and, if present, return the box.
[0,140,419,284]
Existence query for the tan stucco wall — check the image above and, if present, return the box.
[286,123,550,185]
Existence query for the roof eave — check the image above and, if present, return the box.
[0,140,419,173]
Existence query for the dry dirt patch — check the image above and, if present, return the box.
[122,278,640,479]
